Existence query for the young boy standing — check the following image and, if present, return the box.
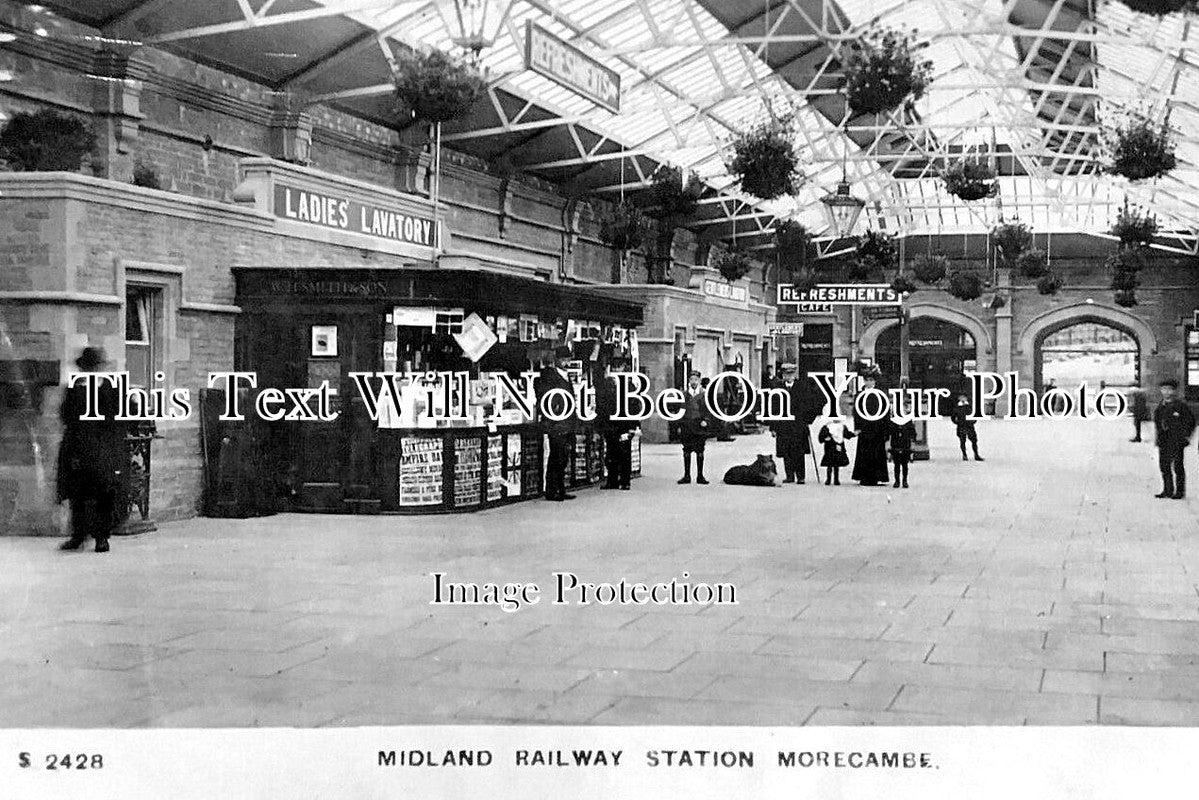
[950,393,984,462]
[678,370,712,485]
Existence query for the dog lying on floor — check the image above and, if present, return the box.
[722,454,779,486]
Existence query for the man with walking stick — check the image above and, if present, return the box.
[769,363,822,485]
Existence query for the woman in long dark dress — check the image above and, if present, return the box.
[851,376,890,486]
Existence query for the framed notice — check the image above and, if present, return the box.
[310,325,338,357]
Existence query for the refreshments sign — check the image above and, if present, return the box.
[778,283,901,306]
[525,21,621,113]
[274,183,436,248]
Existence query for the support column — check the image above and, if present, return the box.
[394,126,433,196]
[90,48,147,181]
[994,266,1014,418]
[268,96,314,165]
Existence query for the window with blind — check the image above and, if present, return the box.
[125,285,160,392]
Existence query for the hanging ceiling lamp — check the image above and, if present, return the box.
[433,0,515,53]
[821,179,865,239]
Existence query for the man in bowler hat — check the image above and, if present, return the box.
[57,347,127,552]
[535,346,578,501]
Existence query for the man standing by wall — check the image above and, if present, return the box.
[1154,378,1195,500]
[58,347,127,552]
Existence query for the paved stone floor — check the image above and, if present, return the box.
[3,417,1199,727]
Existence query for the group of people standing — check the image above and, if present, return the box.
[674,363,929,490]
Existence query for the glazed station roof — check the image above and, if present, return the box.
[24,0,1199,253]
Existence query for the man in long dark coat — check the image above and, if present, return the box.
[58,347,127,552]
[1154,378,1195,499]
[769,363,821,484]
[535,346,578,501]
[851,373,890,486]
[596,356,636,490]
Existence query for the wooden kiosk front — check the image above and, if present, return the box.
[218,268,644,514]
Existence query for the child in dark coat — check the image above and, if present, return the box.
[887,418,918,488]
[817,419,855,486]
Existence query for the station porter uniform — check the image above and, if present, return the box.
[1154,390,1196,499]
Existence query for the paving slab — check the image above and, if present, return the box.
[4,418,1199,726]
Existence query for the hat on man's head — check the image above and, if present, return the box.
[554,345,574,359]
[780,362,797,372]
[1160,378,1180,388]
[74,346,108,370]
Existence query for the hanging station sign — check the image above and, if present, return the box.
[778,283,901,306]
[524,21,621,113]
[274,183,436,248]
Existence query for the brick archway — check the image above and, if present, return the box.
[859,302,994,362]
[1019,302,1156,393]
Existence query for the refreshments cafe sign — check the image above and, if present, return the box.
[778,283,901,306]
[273,183,436,248]
[525,21,621,113]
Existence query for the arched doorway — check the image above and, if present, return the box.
[1038,320,1139,390]
[876,317,977,413]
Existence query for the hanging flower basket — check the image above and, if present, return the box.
[943,158,998,202]
[775,219,813,264]
[1119,0,1191,15]
[393,48,486,124]
[1110,269,1140,291]
[1114,289,1138,308]
[0,109,95,172]
[1110,206,1158,246]
[1105,248,1148,273]
[728,119,803,200]
[792,266,819,293]
[847,259,874,282]
[650,165,704,219]
[600,202,647,251]
[991,220,1033,265]
[1016,249,1050,279]
[855,229,898,272]
[713,248,754,283]
[890,274,918,295]
[1036,272,1064,295]
[947,271,983,301]
[911,252,949,284]
[1105,116,1177,181]
[844,27,934,117]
